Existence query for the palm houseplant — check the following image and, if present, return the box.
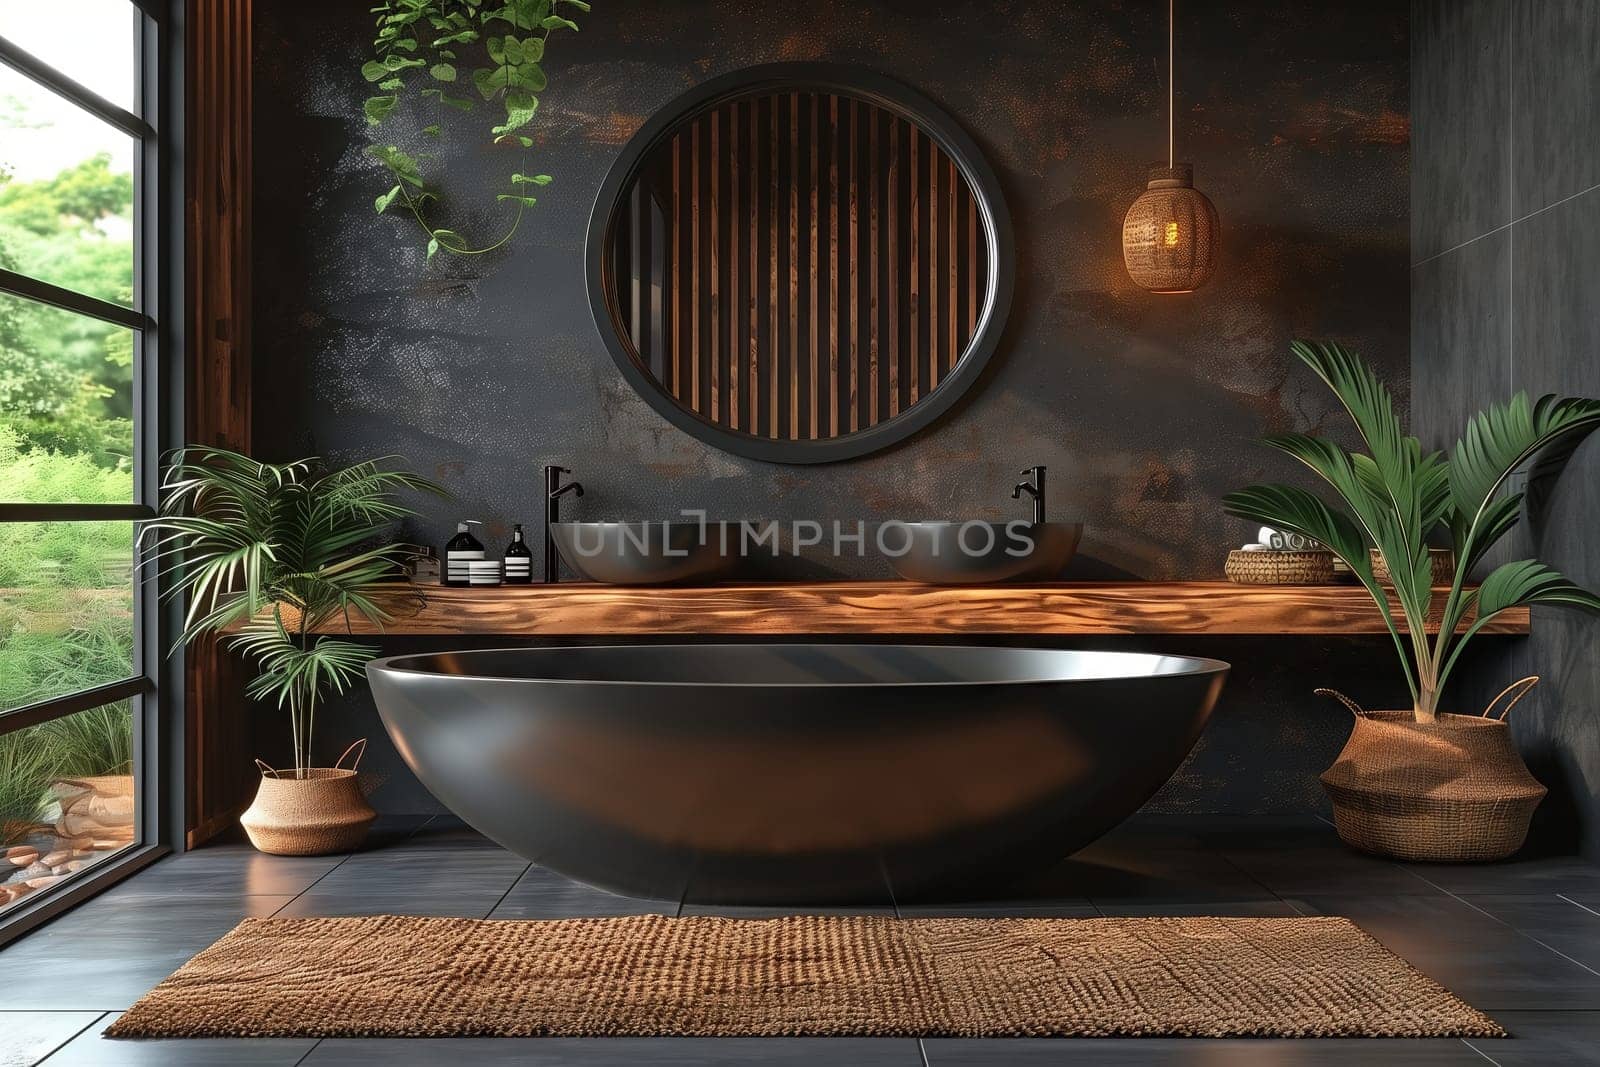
[145,448,442,855]
[1225,340,1600,862]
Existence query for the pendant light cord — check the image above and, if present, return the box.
[1168,0,1175,169]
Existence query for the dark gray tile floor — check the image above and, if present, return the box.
[2,813,1597,1065]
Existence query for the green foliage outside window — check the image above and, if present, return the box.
[0,149,134,471]
[1,101,139,844]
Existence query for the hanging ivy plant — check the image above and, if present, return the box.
[362,0,591,262]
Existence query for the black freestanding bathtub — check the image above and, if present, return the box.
[367,645,1228,904]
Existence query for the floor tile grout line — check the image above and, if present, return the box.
[1407,870,1600,980]
[268,853,357,917]
[1559,893,1600,919]
[1313,812,1459,893]
[1215,844,1437,904]
[1462,1036,1505,1066]
[29,1009,107,1066]
[1216,850,1290,903]
[262,813,436,917]
[483,862,534,919]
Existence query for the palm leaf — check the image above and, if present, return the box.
[1289,339,1442,549]
[1222,485,1369,579]
[1450,393,1600,546]
[1224,482,1419,698]
[1474,559,1600,618]
[1432,393,1600,688]
[1261,432,1437,625]
[1437,560,1600,693]
[1446,493,1523,576]
[1238,340,1600,719]
[148,446,447,771]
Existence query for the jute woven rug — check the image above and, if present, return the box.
[106,914,1502,1040]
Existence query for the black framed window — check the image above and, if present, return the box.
[0,1,173,941]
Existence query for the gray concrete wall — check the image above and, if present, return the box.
[1411,0,1600,856]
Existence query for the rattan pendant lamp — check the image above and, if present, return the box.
[1122,0,1219,293]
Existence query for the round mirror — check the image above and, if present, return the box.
[586,64,1014,464]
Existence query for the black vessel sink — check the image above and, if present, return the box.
[550,521,740,585]
[889,521,1083,583]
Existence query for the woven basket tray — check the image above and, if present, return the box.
[1225,549,1335,585]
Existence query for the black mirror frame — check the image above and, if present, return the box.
[584,63,1015,465]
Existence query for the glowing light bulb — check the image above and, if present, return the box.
[1163,221,1180,247]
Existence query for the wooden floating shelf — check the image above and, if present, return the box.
[305,581,1529,637]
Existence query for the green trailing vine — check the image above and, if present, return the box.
[361,0,591,262]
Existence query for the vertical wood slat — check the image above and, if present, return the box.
[709,115,719,422]
[769,98,780,439]
[967,178,978,341]
[788,92,800,439]
[808,93,820,440]
[867,106,879,428]
[888,118,899,417]
[832,94,844,438]
[614,93,987,443]
[186,0,255,848]
[670,137,681,400]
[749,101,760,435]
[847,99,859,433]
[908,129,920,407]
[727,105,740,432]
[928,137,934,391]
[690,121,701,409]
[940,156,953,390]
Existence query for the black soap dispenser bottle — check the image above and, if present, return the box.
[443,520,485,588]
[504,524,534,584]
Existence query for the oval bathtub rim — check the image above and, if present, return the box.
[364,644,1232,689]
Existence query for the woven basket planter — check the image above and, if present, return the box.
[1370,548,1456,587]
[1317,682,1545,862]
[240,741,375,856]
[1225,549,1335,585]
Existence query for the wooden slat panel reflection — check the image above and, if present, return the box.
[615,92,986,442]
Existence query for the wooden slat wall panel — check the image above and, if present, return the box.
[615,92,986,440]
[185,0,254,848]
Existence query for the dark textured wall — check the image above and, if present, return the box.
[1412,0,1600,857]
[250,0,1413,814]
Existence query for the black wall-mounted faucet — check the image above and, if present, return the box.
[543,465,584,583]
[1011,465,1046,524]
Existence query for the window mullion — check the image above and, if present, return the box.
[0,678,151,738]
[0,269,150,332]
[0,35,152,140]
[0,504,154,522]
